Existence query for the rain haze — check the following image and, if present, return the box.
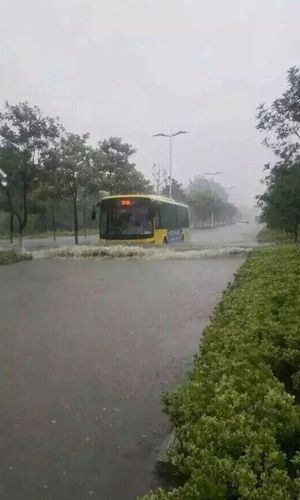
[1,0,299,206]
[1,3,300,499]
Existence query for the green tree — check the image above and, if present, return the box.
[0,148,20,242]
[257,162,300,242]
[187,190,237,227]
[152,163,167,194]
[188,175,228,201]
[186,175,236,226]
[93,137,152,195]
[187,190,213,225]
[0,101,62,244]
[56,133,91,245]
[38,148,67,241]
[256,66,300,162]
[161,178,187,202]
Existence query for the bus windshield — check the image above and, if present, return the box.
[100,198,153,239]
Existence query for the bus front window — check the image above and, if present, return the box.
[101,199,154,238]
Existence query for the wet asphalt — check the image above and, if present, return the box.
[0,225,257,500]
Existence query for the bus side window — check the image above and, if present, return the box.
[177,206,189,228]
[100,206,107,236]
[160,203,177,230]
[154,207,161,228]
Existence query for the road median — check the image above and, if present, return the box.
[141,245,300,499]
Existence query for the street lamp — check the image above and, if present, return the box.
[203,171,223,226]
[153,129,188,198]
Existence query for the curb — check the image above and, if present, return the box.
[155,432,177,477]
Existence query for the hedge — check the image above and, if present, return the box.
[141,245,300,499]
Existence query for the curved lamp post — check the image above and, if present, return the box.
[153,129,188,198]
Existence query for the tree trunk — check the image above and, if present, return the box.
[22,181,28,232]
[18,219,23,250]
[83,195,87,238]
[73,197,79,245]
[51,203,56,241]
[295,228,298,243]
[9,213,14,243]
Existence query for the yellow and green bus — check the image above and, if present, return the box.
[94,194,190,245]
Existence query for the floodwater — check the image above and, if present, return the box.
[0,221,259,253]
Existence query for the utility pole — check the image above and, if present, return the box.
[153,129,188,198]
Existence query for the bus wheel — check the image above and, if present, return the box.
[163,237,168,245]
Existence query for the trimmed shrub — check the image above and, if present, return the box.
[141,246,300,499]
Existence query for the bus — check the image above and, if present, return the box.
[94,194,190,245]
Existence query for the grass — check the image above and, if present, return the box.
[141,245,300,499]
[0,250,32,265]
[257,226,293,243]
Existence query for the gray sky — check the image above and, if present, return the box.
[1,0,299,206]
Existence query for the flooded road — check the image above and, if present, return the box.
[0,224,258,500]
[0,221,259,252]
[191,222,259,247]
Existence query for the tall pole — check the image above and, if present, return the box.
[169,128,172,198]
[153,129,188,200]
[210,177,214,226]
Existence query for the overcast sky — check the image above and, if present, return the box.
[1,0,299,206]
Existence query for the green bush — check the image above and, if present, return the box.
[0,250,32,265]
[141,246,300,499]
[257,227,293,243]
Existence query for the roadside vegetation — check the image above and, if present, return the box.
[141,245,300,499]
[257,227,293,243]
[256,67,300,242]
[0,250,32,265]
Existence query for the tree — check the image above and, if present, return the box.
[57,133,91,245]
[0,101,62,244]
[186,189,237,227]
[188,175,228,201]
[152,163,167,194]
[256,66,300,162]
[38,149,67,241]
[187,190,213,225]
[257,162,300,242]
[93,137,152,195]
[0,172,14,242]
[186,175,236,226]
[0,148,20,242]
[256,67,300,242]
[161,178,187,202]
